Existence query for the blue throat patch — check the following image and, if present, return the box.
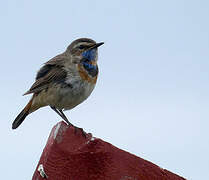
[82,49,97,61]
[81,49,98,77]
[82,62,98,77]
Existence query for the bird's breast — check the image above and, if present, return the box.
[60,78,96,110]
[77,63,98,84]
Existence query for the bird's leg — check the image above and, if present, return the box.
[58,109,74,126]
[50,106,73,126]
[58,109,86,137]
[50,106,86,137]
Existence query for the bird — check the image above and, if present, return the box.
[12,38,104,130]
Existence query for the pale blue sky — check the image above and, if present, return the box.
[1,1,209,179]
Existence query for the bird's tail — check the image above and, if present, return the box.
[12,98,33,129]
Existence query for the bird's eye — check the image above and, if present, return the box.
[78,45,85,49]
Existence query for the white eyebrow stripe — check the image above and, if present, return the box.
[74,42,94,48]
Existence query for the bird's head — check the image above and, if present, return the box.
[65,38,104,81]
[66,38,104,65]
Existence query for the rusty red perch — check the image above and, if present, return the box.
[32,121,186,180]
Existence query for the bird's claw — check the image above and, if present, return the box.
[73,126,87,137]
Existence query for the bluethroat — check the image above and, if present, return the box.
[12,38,104,129]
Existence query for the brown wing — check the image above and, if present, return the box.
[23,65,67,95]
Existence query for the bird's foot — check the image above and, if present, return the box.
[61,118,86,137]
[73,126,87,138]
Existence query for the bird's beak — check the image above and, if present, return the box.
[91,42,104,49]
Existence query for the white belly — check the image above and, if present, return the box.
[58,80,95,110]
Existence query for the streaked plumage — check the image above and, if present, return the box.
[12,38,104,129]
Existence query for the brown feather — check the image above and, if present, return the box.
[12,96,33,129]
[23,67,67,95]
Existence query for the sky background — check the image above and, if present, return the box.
[1,0,209,179]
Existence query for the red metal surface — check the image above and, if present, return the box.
[32,121,186,180]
